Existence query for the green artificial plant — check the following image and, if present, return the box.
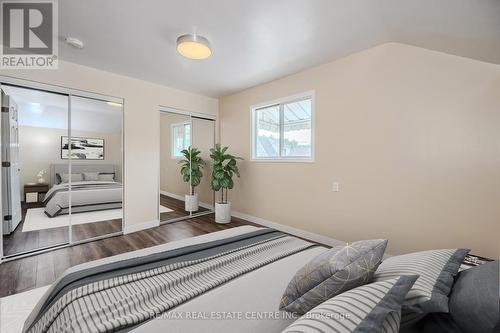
[179,147,205,195]
[209,144,243,204]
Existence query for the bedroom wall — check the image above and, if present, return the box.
[219,43,500,258]
[0,61,218,232]
[18,125,122,197]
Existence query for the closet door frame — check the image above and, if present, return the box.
[158,106,216,225]
[0,76,125,262]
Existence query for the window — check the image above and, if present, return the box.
[171,121,191,158]
[251,92,314,161]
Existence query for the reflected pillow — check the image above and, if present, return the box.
[281,275,418,333]
[57,173,83,183]
[280,239,388,315]
[83,172,99,181]
[98,173,115,181]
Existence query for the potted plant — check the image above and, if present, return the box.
[179,147,205,212]
[209,144,243,224]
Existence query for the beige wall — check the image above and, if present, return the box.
[220,43,500,258]
[1,61,218,230]
[19,126,122,196]
[160,113,215,206]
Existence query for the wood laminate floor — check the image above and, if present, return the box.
[2,202,122,257]
[0,196,257,297]
[159,194,209,221]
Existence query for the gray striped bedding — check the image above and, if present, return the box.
[23,229,316,333]
[281,275,418,333]
[43,181,123,217]
[373,248,469,325]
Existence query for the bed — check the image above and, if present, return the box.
[22,226,335,333]
[20,226,499,333]
[44,164,122,217]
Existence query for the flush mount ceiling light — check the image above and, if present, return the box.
[176,34,211,60]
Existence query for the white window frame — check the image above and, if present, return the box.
[171,121,192,159]
[250,90,315,162]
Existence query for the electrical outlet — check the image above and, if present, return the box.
[332,181,340,192]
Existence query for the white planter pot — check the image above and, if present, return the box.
[215,202,231,224]
[185,194,199,212]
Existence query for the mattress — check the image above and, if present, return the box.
[23,226,343,333]
[43,181,122,217]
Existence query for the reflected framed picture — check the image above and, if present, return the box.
[61,136,105,160]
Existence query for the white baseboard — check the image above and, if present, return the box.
[161,191,341,246]
[123,219,159,234]
[231,210,344,247]
[160,191,214,210]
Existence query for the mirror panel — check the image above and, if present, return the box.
[69,95,123,242]
[159,111,191,221]
[191,117,215,214]
[1,85,69,256]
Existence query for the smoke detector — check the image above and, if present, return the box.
[65,37,84,49]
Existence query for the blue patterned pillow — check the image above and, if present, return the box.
[280,239,388,314]
[281,275,418,333]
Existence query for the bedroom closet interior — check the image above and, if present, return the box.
[0,81,124,259]
[159,109,215,224]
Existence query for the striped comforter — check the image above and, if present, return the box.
[43,181,122,217]
[24,229,315,333]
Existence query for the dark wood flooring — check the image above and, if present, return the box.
[3,202,122,256]
[0,196,257,297]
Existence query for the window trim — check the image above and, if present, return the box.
[250,90,315,162]
[171,120,192,159]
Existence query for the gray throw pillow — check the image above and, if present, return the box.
[280,239,388,315]
[281,275,418,333]
[58,173,83,183]
[373,248,469,326]
[448,260,499,333]
[83,172,99,181]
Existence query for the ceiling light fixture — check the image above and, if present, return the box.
[176,34,211,60]
[65,36,84,49]
[106,101,122,107]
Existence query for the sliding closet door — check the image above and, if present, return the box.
[68,96,123,243]
[159,111,192,222]
[191,117,215,213]
[1,84,70,257]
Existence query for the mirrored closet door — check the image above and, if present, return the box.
[69,96,123,243]
[191,116,215,214]
[1,80,124,259]
[1,85,70,256]
[159,109,215,224]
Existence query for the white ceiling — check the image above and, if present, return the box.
[59,0,500,97]
[2,85,122,133]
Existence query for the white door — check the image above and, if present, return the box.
[8,100,22,228]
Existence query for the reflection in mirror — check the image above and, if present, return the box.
[191,117,215,213]
[69,96,123,242]
[159,111,192,221]
[1,85,69,256]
